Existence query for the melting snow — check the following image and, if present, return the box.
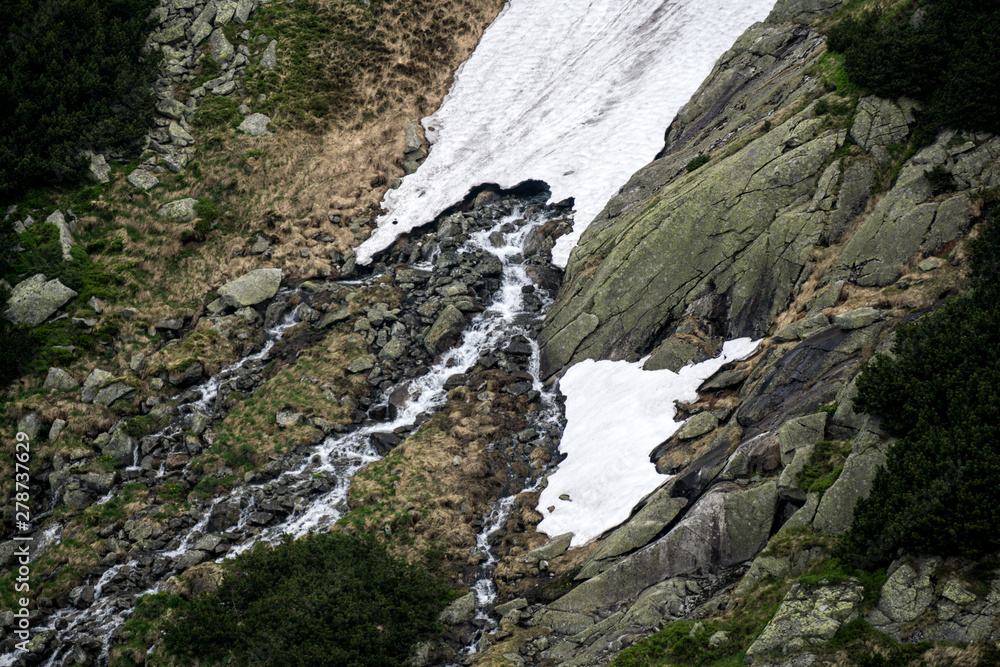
[537,338,760,546]
[357,0,775,268]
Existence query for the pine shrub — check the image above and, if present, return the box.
[838,209,1000,568]
[826,0,1000,140]
[159,532,453,666]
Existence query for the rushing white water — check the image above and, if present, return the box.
[357,0,775,268]
[232,207,562,549]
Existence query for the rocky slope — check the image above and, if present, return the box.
[467,1,1000,665]
[3,0,1000,665]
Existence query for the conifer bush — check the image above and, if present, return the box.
[826,0,1000,139]
[0,0,160,201]
[157,532,453,666]
[838,209,1000,568]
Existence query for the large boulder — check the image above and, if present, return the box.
[238,113,272,136]
[45,211,76,261]
[849,96,911,150]
[812,428,890,535]
[423,305,466,354]
[217,268,282,308]
[208,28,234,63]
[157,198,198,223]
[4,274,77,326]
[44,367,79,391]
[84,152,110,184]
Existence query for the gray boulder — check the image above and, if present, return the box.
[438,593,476,625]
[260,40,277,70]
[746,580,863,663]
[44,367,79,391]
[234,0,255,23]
[217,268,282,307]
[94,380,136,406]
[239,113,272,136]
[4,274,78,326]
[157,198,198,223]
[850,97,910,150]
[85,152,110,184]
[81,369,114,403]
[45,211,75,261]
[156,97,188,121]
[100,427,135,466]
[127,170,159,191]
[208,29,234,63]
[812,428,889,534]
[423,305,466,354]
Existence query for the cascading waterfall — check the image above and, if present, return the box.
[18,201,567,666]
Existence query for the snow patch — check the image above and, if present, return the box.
[356,0,775,267]
[537,338,760,547]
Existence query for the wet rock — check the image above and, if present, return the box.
[68,585,96,609]
[4,273,78,326]
[207,502,241,531]
[176,549,210,571]
[370,432,402,455]
[169,361,204,387]
[423,305,466,354]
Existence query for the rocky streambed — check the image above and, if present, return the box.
[1,189,579,665]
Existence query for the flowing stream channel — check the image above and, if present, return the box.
[10,200,565,666]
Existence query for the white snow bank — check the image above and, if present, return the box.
[356,0,776,268]
[537,338,760,547]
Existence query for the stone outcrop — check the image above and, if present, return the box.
[3,274,78,327]
[746,580,863,663]
[540,22,839,377]
[157,198,198,223]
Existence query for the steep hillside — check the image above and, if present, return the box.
[3,0,1000,665]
